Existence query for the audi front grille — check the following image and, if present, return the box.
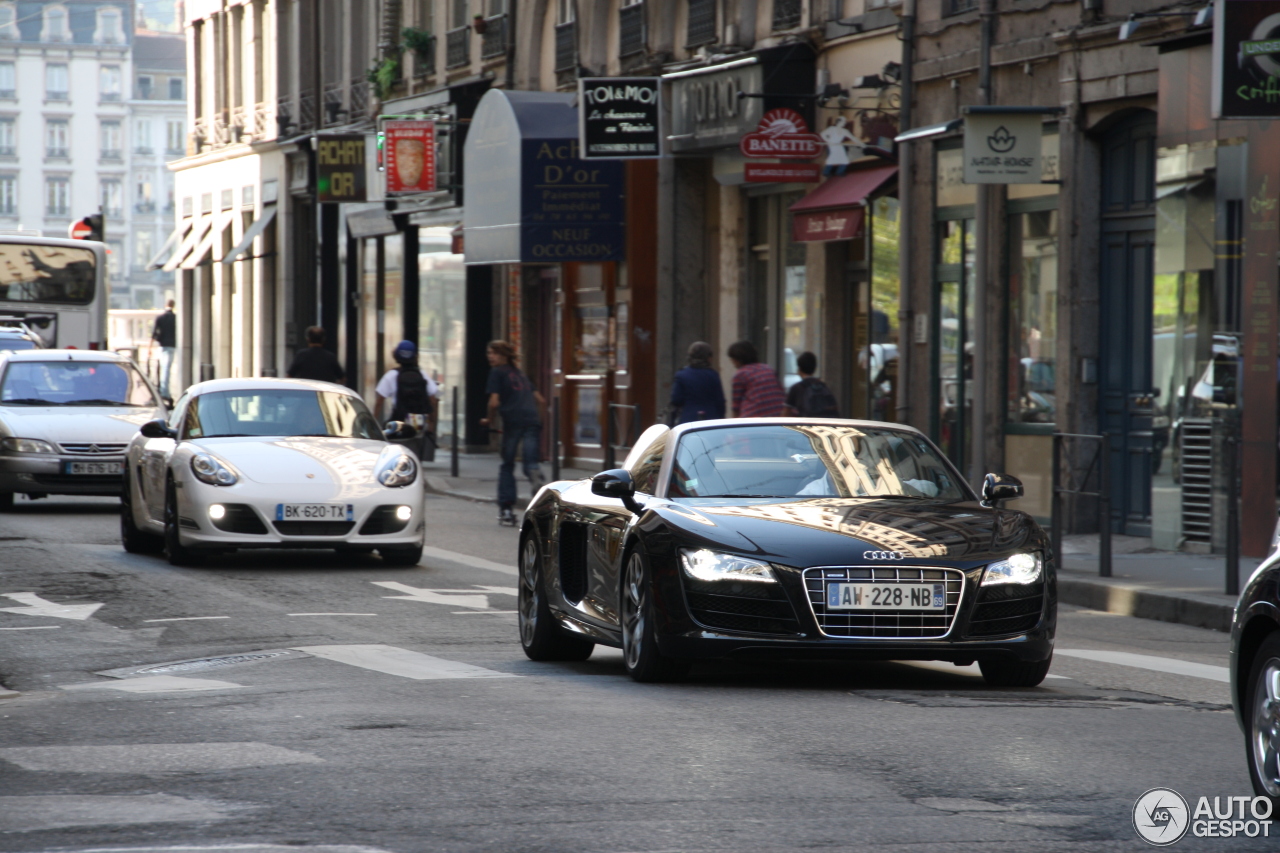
[802,566,965,639]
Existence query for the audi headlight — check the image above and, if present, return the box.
[982,552,1043,586]
[376,448,418,487]
[680,548,776,583]
[190,452,238,486]
[0,437,55,454]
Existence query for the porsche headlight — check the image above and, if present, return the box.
[982,552,1043,586]
[376,448,418,487]
[680,548,776,583]
[1,437,55,454]
[190,452,238,486]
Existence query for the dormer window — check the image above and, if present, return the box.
[43,4,70,43]
[0,4,18,40]
[95,6,125,44]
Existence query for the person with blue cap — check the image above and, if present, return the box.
[375,340,439,455]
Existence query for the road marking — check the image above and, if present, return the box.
[372,581,490,609]
[143,616,232,623]
[1056,648,1229,682]
[0,742,323,773]
[292,644,518,680]
[62,675,244,693]
[0,591,103,621]
[287,612,378,616]
[0,625,60,630]
[0,793,237,833]
[43,845,396,853]
[452,610,519,615]
[421,545,517,576]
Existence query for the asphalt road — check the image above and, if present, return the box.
[0,491,1270,852]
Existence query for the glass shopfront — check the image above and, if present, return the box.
[417,227,466,441]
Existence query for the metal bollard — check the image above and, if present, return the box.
[1099,432,1112,578]
[551,396,560,481]
[1051,433,1062,567]
[1226,432,1240,596]
[450,385,459,479]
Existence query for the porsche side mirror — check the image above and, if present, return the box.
[982,473,1024,505]
[592,468,643,513]
[384,421,416,440]
[140,419,176,439]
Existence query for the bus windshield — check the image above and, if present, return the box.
[0,244,96,305]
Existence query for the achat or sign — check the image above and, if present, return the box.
[316,134,367,202]
[1213,0,1280,118]
[962,113,1042,184]
[578,77,661,159]
[739,109,823,159]
[384,120,437,194]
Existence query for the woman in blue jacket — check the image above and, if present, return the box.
[669,341,726,424]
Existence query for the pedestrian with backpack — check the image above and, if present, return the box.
[479,340,546,526]
[668,341,725,424]
[786,351,841,418]
[374,340,439,460]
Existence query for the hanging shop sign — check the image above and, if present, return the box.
[744,162,821,183]
[315,133,367,202]
[578,77,661,159]
[962,112,1042,184]
[384,120,437,195]
[1213,0,1280,117]
[739,109,824,159]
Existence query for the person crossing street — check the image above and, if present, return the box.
[479,340,545,526]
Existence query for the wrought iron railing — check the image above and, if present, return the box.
[322,84,345,126]
[619,3,645,56]
[349,79,370,120]
[686,0,716,46]
[298,91,316,131]
[252,101,270,139]
[446,26,469,69]
[555,21,577,71]
[772,0,802,29]
[481,14,507,60]
[230,104,247,138]
[410,35,436,76]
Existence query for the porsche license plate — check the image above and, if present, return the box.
[827,582,945,611]
[276,503,353,521]
[64,461,123,476]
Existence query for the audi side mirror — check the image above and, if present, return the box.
[592,468,643,513]
[981,473,1024,505]
[139,419,176,439]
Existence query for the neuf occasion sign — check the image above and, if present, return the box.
[1213,0,1280,118]
[315,134,367,203]
[962,113,1043,184]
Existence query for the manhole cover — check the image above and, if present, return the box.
[97,649,308,679]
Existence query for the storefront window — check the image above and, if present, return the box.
[934,218,974,470]
[870,196,900,420]
[1007,209,1058,424]
[417,227,465,441]
[781,191,811,388]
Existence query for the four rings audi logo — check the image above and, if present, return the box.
[863,551,906,561]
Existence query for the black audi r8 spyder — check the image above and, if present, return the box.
[517,418,1056,685]
[1231,518,1280,803]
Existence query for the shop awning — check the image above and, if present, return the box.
[221,206,277,267]
[179,222,217,270]
[161,217,212,272]
[788,165,898,242]
[145,222,189,271]
[347,206,399,239]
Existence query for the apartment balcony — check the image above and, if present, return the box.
[298,91,316,132]
[45,90,68,101]
[134,202,156,213]
[481,14,507,60]
[619,3,645,57]
[0,146,14,157]
[554,21,576,72]
[100,92,121,103]
[772,0,802,29]
[46,147,69,159]
[349,79,369,121]
[252,100,271,139]
[134,146,154,155]
[446,26,469,70]
[99,148,122,161]
[230,105,247,139]
[409,35,436,78]
[323,85,346,127]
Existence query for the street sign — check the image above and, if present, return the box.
[315,134,368,203]
[384,120,437,194]
[962,112,1042,184]
[68,220,92,240]
[578,77,662,159]
[1213,0,1280,118]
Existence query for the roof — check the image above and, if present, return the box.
[789,165,899,214]
[132,33,186,70]
[1,349,127,363]
[185,377,360,396]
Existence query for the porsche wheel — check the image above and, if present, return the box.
[518,533,593,661]
[1246,632,1280,805]
[0,491,11,512]
[979,655,1051,688]
[621,547,690,683]
[163,478,202,567]
[379,544,423,567]
[121,467,162,554]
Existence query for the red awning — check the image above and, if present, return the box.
[788,164,899,214]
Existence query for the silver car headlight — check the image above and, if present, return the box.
[376,448,418,487]
[190,452,238,486]
[680,548,777,583]
[982,552,1043,586]
[1,437,56,454]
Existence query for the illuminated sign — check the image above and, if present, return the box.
[315,134,367,203]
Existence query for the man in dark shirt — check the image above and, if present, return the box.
[151,299,177,400]
[480,340,545,525]
[286,326,345,384]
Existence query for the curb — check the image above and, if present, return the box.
[0,687,19,701]
[1057,573,1235,633]
[423,475,530,510]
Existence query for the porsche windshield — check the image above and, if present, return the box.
[0,360,155,406]
[184,389,383,439]
[670,424,966,500]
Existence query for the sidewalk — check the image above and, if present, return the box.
[421,452,1260,633]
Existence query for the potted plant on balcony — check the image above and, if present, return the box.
[401,27,434,69]
[366,48,403,100]
[472,13,487,34]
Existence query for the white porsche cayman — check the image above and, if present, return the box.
[122,377,425,567]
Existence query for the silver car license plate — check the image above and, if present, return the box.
[827,582,945,611]
[64,461,123,475]
[276,503,353,521]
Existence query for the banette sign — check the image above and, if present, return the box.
[739,109,824,159]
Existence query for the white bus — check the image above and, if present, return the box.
[0,235,108,350]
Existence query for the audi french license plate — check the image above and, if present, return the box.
[65,461,123,476]
[276,503,353,521]
[827,582,946,611]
